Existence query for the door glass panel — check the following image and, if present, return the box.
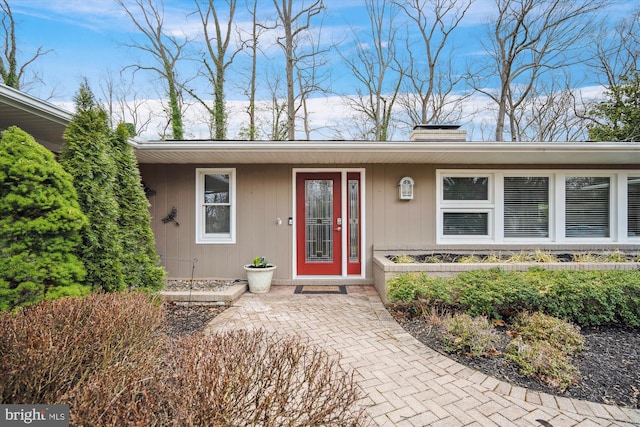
[305,180,333,263]
[348,179,359,262]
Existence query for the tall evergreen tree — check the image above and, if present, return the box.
[111,123,165,290]
[59,82,125,293]
[588,72,640,142]
[0,127,88,311]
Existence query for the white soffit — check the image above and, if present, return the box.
[0,84,71,152]
[132,140,640,165]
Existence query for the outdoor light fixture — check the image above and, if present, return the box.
[399,177,414,200]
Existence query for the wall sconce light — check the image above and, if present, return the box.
[399,176,414,200]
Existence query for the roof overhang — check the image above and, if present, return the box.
[132,140,640,165]
[0,84,72,152]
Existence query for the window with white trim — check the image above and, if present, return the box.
[565,176,609,238]
[437,170,635,244]
[504,177,549,238]
[440,175,492,238]
[196,168,236,244]
[629,177,640,237]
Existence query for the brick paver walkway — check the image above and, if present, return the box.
[205,286,640,426]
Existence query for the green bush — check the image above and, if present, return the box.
[0,127,89,311]
[387,268,640,327]
[505,339,580,391]
[510,312,584,354]
[387,273,425,302]
[440,313,500,357]
[505,312,584,391]
[540,270,637,326]
[60,82,125,293]
[111,124,165,291]
[453,268,542,319]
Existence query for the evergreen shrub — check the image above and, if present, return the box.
[0,127,88,311]
[387,268,640,327]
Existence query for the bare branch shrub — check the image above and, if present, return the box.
[1,295,367,426]
[0,292,164,404]
[164,329,368,426]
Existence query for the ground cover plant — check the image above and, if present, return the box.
[0,292,367,426]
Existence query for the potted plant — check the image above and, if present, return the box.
[243,256,276,293]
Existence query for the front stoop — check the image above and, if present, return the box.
[161,283,247,304]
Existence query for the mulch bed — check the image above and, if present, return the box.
[162,302,228,338]
[387,304,640,409]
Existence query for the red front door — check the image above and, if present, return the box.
[296,173,342,275]
[296,172,362,276]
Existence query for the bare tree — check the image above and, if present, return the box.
[468,0,605,141]
[235,0,268,140]
[588,7,639,88]
[572,8,640,137]
[99,69,153,137]
[115,0,187,140]
[272,0,326,140]
[0,0,50,90]
[341,0,403,141]
[393,0,473,127]
[264,72,289,141]
[511,72,587,141]
[296,26,332,139]
[184,0,243,140]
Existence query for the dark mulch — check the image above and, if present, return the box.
[387,252,639,263]
[162,302,228,338]
[387,304,640,409]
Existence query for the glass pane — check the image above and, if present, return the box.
[305,180,333,263]
[565,177,609,237]
[443,177,489,200]
[443,212,488,235]
[629,178,640,237]
[204,174,230,203]
[348,179,359,262]
[504,177,549,238]
[204,206,230,233]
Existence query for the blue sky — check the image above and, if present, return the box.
[9,0,509,100]
[7,0,637,140]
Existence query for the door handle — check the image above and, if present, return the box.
[334,227,342,232]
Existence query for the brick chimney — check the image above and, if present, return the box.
[410,124,467,142]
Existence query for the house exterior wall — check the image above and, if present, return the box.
[139,163,640,281]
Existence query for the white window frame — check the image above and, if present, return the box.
[626,173,640,240]
[195,168,236,244]
[499,173,554,243]
[437,170,632,245]
[560,173,615,243]
[437,173,494,242]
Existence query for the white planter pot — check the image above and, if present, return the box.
[243,265,276,293]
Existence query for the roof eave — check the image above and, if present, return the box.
[131,140,640,165]
[0,84,72,151]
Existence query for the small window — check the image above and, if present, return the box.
[443,177,489,200]
[565,177,610,238]
[196,169,236,244]
[443,212,489,236]
[628,177,640,237]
